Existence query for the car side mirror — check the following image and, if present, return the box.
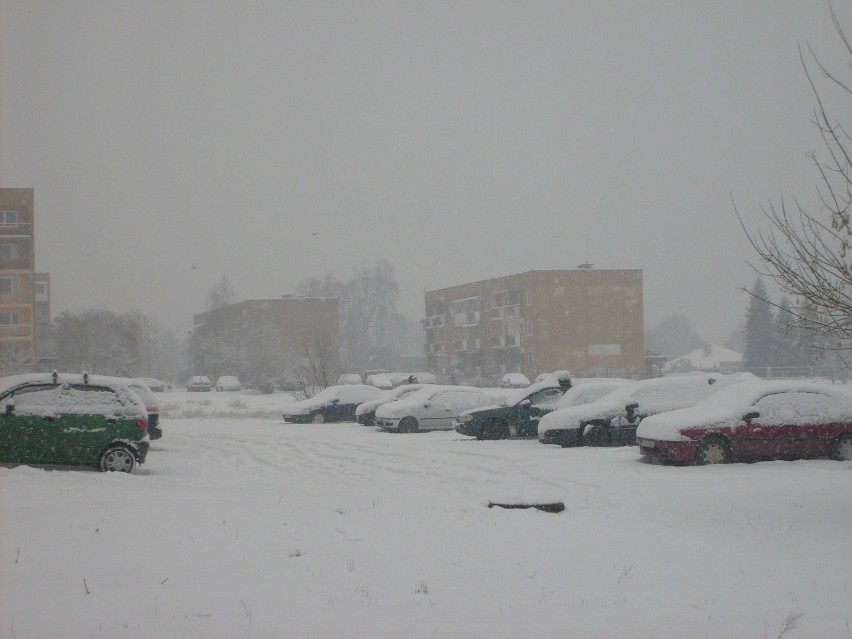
[743,411,759,420]
[519,399,531,409]
[331,399,340,405]
[626,402,639,411]
[423,402,431,409]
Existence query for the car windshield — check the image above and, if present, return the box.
[503,381,556,406]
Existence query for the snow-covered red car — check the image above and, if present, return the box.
[637,380,852,464]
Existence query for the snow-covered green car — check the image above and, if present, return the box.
[454,378,570,440]
[0,372,150,472]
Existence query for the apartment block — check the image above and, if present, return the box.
[424,268,644,382]
[0,188,36,371]
[191,296,340,385]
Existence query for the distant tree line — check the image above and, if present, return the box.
[52,308,184,381]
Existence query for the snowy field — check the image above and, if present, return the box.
[2,389,851,639]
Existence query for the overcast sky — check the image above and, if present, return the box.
[2,2,850,345]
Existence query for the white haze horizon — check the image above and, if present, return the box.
[3,3,851,344]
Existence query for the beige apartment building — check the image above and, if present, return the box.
[424,268,644,383]
[191,296,340,386]
[0,188,36,372]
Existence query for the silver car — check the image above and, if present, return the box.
[375,385,492,433]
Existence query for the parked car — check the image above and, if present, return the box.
[187,375,212,392]
[538,373,751,447]
[337,373,363,385]
[215,375,242,392]
[375,385,493,432]
[136,377,166,392]
[454,379,568,440]
[282,384,385,423]
[356,384,428,426]
[103,376,162,440]
[637,380,852,464]
[534,370,573,384]
[0,372,150,472]
[500,373,531,388]
[365,373,394,390]
[552,379,633,411]
[410,372,437,384]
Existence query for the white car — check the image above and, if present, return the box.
[187,376,212,392]
[500,373,530,388]
[538,373,753,447]
[355,384,429,426]
[375,385,493,433]
[215,375,242,391]
[552,379,633,411]
[365,373,394,390]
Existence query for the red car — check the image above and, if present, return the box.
[636,380,852,464]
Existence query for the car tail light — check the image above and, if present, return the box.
[136,418,148,432]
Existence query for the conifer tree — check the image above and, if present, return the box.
[743,279,776,371]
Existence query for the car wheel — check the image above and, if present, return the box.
[478,418,510,440]
[98,445,137,473]
[829,433,852,461]
[399,417,418,433]
[311,412,326,424]
[695,436,731,465]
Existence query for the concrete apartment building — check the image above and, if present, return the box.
[0,188,37,372]
[191,297,340,386]
[424,268,644,383]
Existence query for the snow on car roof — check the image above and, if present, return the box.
[0,372,148,418]
[555,380,631,409]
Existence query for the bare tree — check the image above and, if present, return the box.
[296,259,405,372]
[738,7,852,360]
[207,274,235,310]
[289,329,339,400]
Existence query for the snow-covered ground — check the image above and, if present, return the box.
[2,390,850,638]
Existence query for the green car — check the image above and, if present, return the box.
[0,373,150,472]
[454,379,569,440]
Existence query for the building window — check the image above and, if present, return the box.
[0,312,19,326]
[525,320,533,336]
[0,277,19,294]
[450,296,481,326]
[588,343,621,356]
[0,244,18,260]
[0,211,19,227]
[525,290,532,306]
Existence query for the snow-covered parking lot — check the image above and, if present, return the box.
[2,390,851,638]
